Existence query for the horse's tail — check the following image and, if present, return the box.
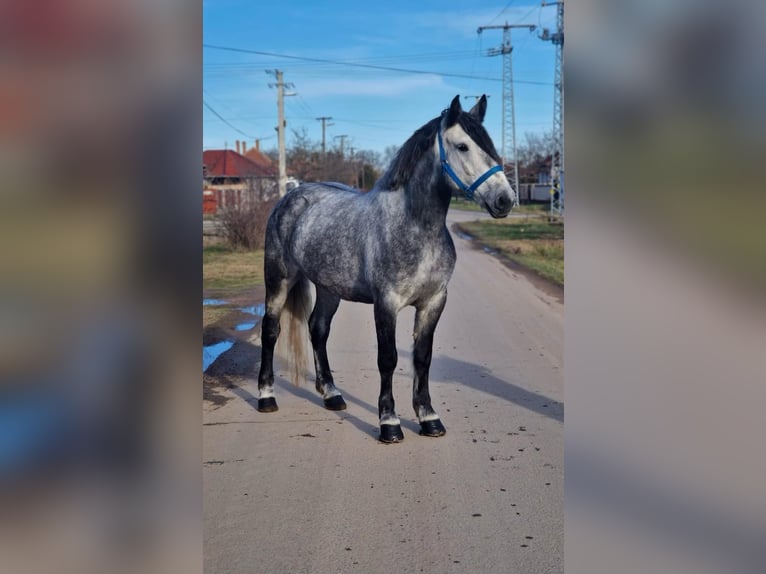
[276,274,312,386]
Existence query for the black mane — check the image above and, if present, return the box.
[378,111,501,191]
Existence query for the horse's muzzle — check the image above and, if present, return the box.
[488,192,513,218]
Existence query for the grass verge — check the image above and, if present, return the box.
[458,216,564,286]
[203,243,265,291]
[449,197,484,212]
[450,197,551,215]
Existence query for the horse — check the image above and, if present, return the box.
[256,94,516,443]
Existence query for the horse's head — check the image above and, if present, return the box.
[438,95,516,218]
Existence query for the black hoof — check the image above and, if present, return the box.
[419,418,446,437]
[323,395,347,411]
[379,424,404,444]
[257,397,278,412]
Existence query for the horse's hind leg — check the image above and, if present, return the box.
[257,275,291,412]
[308,286,346,411]
[412,291,448,437]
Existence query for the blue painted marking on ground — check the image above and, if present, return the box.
[203,340,234,372]
[0,395,62,474]
[240,303,265,317]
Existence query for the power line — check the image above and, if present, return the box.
[204,49,484,70]
[296,93,315,116]
[203,99,257,139]
[204,43,515,84]
[489,1,520,25]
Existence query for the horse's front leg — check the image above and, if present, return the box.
[374,300,404,443]
[412,291,447,437]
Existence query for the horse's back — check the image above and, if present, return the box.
[268,182,361,237]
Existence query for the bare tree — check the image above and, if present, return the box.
[265,129,382,188]
[285,127,322,181]
[380,145,399,171]
[218,178,277,249]
[517,131,556,167]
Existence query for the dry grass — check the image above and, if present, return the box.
[459,216,564,285]
[203,244,265,291]
[450,197,550,214]
[203,305,230,328]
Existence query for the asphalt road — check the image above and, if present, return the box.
[204,209,563,574]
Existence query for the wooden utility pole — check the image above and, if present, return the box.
[267,69,295,197]
[316,116,333,160]
[334,134,348,158]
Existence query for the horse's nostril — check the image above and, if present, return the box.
[495,194,511,211]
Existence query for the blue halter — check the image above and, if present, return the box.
[437,124,504,200]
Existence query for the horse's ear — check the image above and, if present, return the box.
[444,95,462,126]
[468,95,487,123]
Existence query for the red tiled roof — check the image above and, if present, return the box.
[243,147,277,176]
[203,149,275,178]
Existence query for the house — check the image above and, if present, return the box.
[516,154,556,203]
[242,140,277,177]
[202,142,278,213]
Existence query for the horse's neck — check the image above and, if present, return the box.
[403,158,451,231]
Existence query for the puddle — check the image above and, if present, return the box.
[240,303,265,317]
[483,246,497,255]
[455,231,474,241]
[202,301,264,369]
[203,340,234,372]
[0,395,62,473]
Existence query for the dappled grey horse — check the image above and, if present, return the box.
[257,95,516,442]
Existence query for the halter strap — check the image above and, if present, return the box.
[437,126,504,200]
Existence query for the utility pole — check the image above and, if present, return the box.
[348,146,357,187]
[540,1,564,216]
[334,134,348,158]
[316,116,334,160]
[477,22,536,197]
[267,69,295,197]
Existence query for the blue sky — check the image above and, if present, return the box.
[203,1,558,160]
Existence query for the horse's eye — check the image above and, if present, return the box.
[456,143,469,152]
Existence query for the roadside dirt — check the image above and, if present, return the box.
[203,286,264,409]
[451,222,564,305]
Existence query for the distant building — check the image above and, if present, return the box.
[516,154,555,203]
[203,143,278,214]
[241,140,277,177]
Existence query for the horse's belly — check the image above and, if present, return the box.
[302,264,374,304]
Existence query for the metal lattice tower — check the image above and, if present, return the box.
[540,1,564,216]
[477,23,536,196]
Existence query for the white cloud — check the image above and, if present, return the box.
[297,74,444,98]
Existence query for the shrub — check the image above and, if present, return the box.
[219,199,276,250]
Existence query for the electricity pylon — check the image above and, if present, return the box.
[540,1,564,215]
[477,22,536,197]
